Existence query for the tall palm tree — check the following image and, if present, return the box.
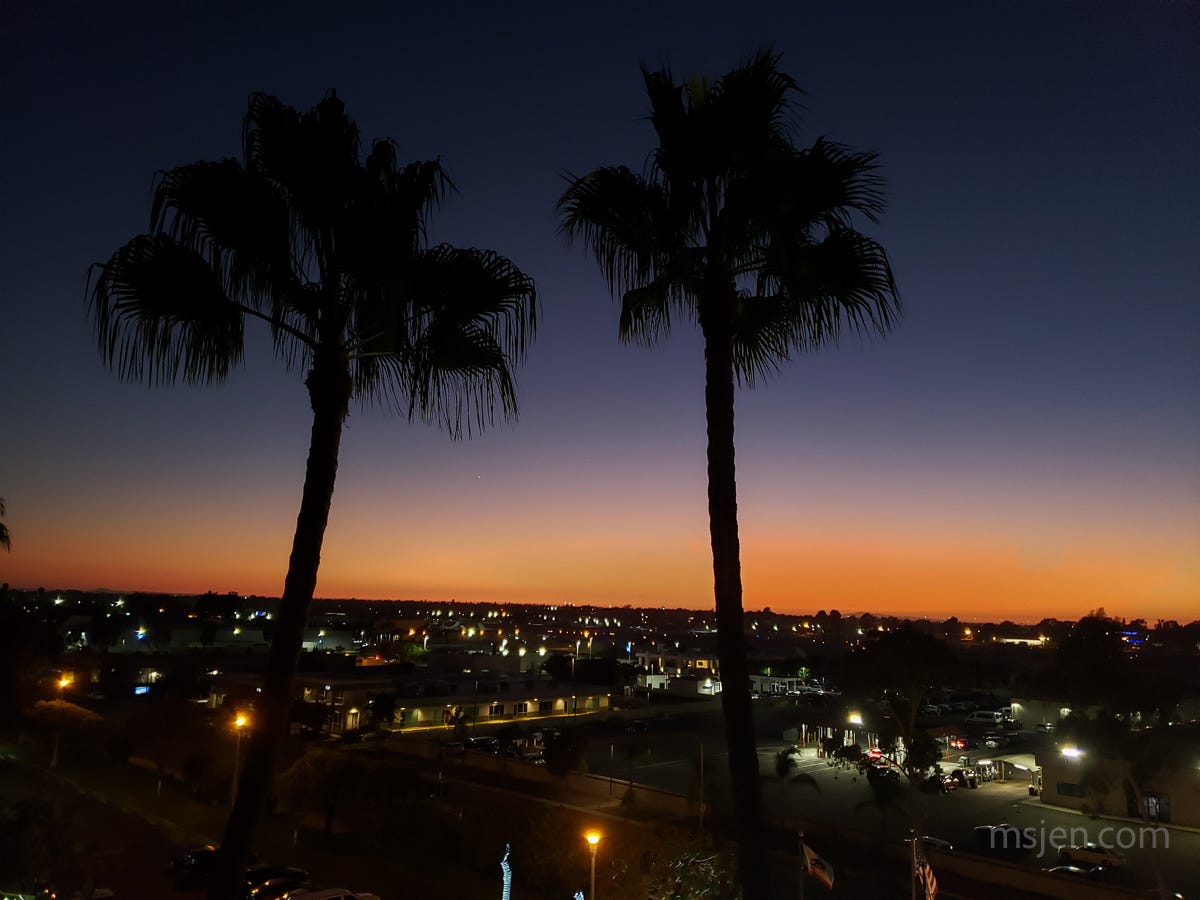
[558,50,898,900]
[88,91,536,899]
[0,498,9,551]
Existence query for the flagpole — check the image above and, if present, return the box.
[909,829,917,900]
[798,831,805,900]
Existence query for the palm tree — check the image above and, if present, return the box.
[558,50,898,899]
[87,91,536,899]
[0,497,10,551]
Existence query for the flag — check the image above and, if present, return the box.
[915,851,938,900]
[802,841,835,890]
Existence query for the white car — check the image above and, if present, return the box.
[1056,842,1126,868]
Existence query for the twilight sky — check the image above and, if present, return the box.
[2,1,1197,623]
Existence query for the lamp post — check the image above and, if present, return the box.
[585,831,601,900]
[230,713,247,806]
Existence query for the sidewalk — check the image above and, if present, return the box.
[1019,795,1200,835]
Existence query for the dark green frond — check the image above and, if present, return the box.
[243,90,363,248]
[150,159,313,360]
[558,166,680,298]
[754,226,900,349]
[789,138,886,224]
[617,249,704,347]
[407,244,536,360]
[730,293,797,386]
[87,234,245,385]
[403,323,519,438]
[351,243,535,430]
[341,157,451,284]
[706,48,801,152]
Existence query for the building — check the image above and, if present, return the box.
[1037,739,1200,827]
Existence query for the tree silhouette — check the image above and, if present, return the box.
[87,91,536,899]
[277,746,366,836]
[558,49,899,900]
[0,497,10,551]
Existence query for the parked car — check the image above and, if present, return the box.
[1035,722,1056,733]
[965,710,1005,727]
[244,864,310,891]
[1056,843,1126,868]
[171,845,220,886]
[921,773,957,793]
[974,824,1029,853]
[464,736,500,753]
[625,720,648,733]
[1046,864,1108,879]
[867,763,900,783]
[249,878,314,900]
[949,737,978,750]
[1001,717,1023,731]
[982,732,1009,748]
[280,889,381,900]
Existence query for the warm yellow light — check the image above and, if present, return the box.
[234,713,248,729]
[848,712,863,726]
[58,676,72,689]
[585,831,602,847]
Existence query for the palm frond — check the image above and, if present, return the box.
[772,227,899,342]
[150,159,314,364]
[558,166,679,298]
[789,772,821,791]
[707,48,801,154]
[351,244,536,428]
[617,249,703,347]
[244,90,362,276]
[402,322,519,438]
[0,497,9,551]
[730,292,797,386]
[87,234,245,385]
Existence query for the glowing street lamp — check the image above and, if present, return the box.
[585,830,602,899]
[230,713,248,806]
[848,712,863,727]
[57,675,73,698]
[1060,745,1084,759]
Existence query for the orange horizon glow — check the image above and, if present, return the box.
[5,509,1195,624]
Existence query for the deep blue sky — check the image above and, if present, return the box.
[3,1,1197,621]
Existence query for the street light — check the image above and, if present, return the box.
[57,675,72,698]
[585,830,602,900]
[230,713,248,806]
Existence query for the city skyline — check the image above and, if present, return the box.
[3,1,1197,623]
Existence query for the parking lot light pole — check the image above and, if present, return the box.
[230,713,247,806]
[585,831,601,900]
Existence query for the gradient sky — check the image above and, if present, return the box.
[2,1,1197,623]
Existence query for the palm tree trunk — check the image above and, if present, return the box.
[703,323,769,900]
[208,352,350,900]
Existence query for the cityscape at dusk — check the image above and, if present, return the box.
[4,2,1197,626]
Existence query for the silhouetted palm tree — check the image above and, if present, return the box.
[88,91,536,899]
[558,50,898,899]
[0,498,9,550]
